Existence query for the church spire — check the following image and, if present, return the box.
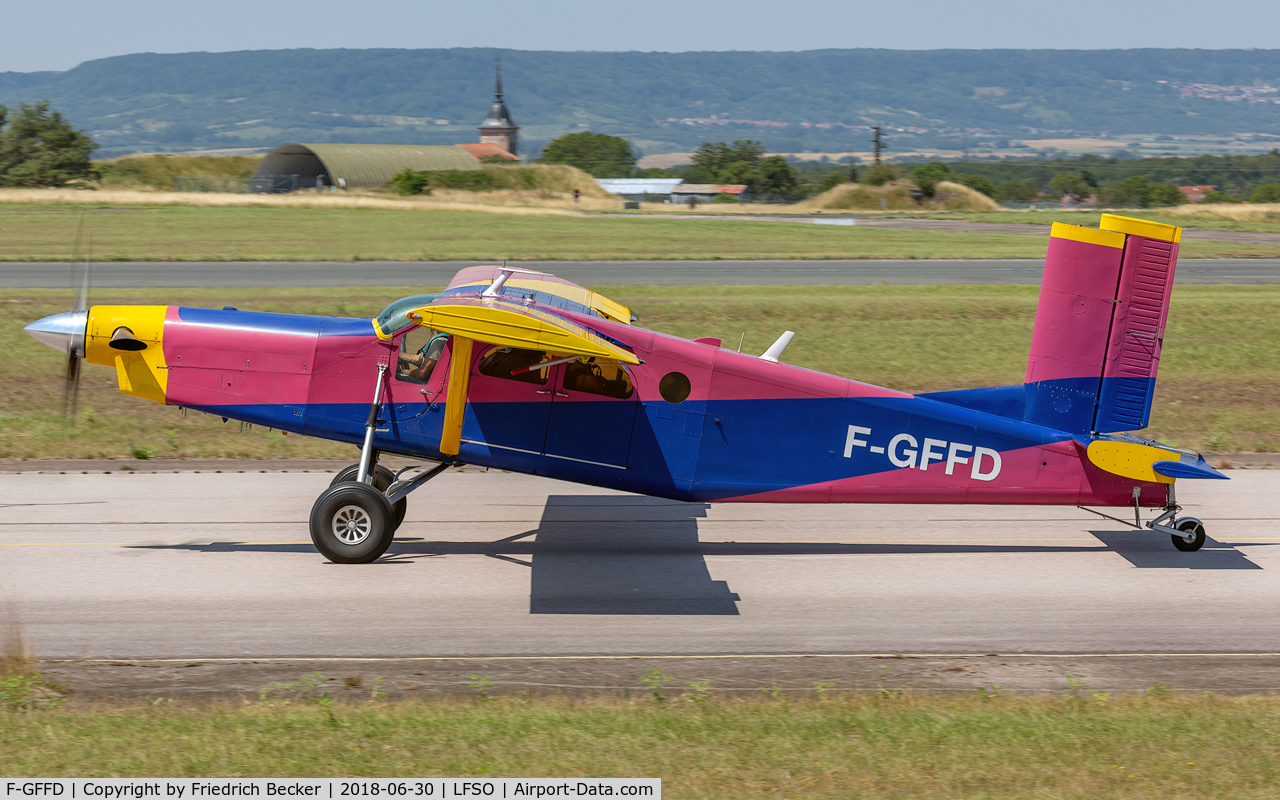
[478,55,519,156]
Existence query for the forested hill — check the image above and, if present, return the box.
[3,48,1280,156]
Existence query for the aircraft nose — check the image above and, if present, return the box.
[24,310,87,356]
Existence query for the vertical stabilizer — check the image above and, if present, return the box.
[1023,215,1181,434]
[1024,223,1126,432]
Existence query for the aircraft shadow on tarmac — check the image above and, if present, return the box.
[1089,531,1264,570]
[131,497,1267,615]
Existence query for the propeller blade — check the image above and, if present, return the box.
[64,213,89,424]
[76,231,92,312]
[63,351,82,422]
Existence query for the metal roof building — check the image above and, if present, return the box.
[595,178,685,199]
[253,143,482,190]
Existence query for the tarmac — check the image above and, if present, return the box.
[4,463,1277,697]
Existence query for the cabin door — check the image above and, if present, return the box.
[543,358,639,468]
[461,346,557,456]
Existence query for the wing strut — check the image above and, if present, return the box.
[440,336,474,457]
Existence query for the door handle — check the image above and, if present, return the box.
[554,392,569,397]
[536,390,552,394]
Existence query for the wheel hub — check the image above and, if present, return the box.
[333,504,372,545]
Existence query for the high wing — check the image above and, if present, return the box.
[411,267,641,456]
[443,265,633,324]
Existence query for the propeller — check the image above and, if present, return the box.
[24,214,91,425]
[64,217,91,421]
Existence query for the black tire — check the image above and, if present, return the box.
[1172,518,1206,552]
[330,464,406,530]
[310,482,395,564]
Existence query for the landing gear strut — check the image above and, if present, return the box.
[1080,484,1207,552]
[308,362,450,563]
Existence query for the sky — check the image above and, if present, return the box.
[5,0,1280,73]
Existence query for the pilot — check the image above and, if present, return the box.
[398,333,449,382]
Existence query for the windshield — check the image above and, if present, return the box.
[375,293,445,337]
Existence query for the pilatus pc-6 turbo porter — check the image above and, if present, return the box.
[26,213,1225,563]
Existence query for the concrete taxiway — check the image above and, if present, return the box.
[1,467,1277,661]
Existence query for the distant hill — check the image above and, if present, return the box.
[3,48,1280,157]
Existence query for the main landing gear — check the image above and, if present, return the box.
[308,363,451,563]
[1081,484,1207,552]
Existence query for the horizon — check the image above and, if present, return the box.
[12,44,1280,76]
[9,44,1280,76]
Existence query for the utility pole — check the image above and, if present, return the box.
[871,127,887,164]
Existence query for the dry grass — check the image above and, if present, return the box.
[788,181,997,213]
[480,163,615,198]
[794,181,920,212]
[930,180,1002,211]
[1165,203,1280,224]
[97,153,264,190]
[0,188,592,217]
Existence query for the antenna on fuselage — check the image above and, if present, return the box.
[759,331,796,363]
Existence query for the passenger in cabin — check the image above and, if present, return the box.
[564,358,634,399]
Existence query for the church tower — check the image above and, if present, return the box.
[477,60,519,156]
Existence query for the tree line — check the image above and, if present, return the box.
[536,130,1280,206]
[0,101,97,187]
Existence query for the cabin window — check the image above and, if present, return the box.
[477,347,551,385]
[563,359,634,399]
[659,371,691,404]
[396,328,448,384]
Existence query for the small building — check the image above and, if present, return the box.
[455,143,519,162]
[1178,185,1217,203]
[671,184,749,203]
[478,64,519,157]
[594,178,685,201]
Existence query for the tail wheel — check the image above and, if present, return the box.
[330,464,407,530]
[310,481,395,564]
[1172,518,1206,552]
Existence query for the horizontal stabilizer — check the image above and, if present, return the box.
[1153,459,1229,480]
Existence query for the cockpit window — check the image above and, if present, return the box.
[375,293,444,336]
[563,359,634,399]
[396,328,448,385]
[477,347,551,385]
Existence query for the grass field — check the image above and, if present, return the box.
[4,285,1278,460]
[2,691,1280,796]
[3,205,1279,261]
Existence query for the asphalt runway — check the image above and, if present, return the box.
[5,258,1280,288]
[3,467,1277,660]
[646,214,1280,246]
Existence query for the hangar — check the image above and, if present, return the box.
[252,143,483,190]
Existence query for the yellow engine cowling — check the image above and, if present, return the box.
[84,305,170,404]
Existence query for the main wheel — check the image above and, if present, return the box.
[330,464,407,530]
[1172,517,1206,552]
[310,481,396,564]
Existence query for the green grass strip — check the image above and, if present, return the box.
[3,692,1280,797]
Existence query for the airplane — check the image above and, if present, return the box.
[25,213,1225,564]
